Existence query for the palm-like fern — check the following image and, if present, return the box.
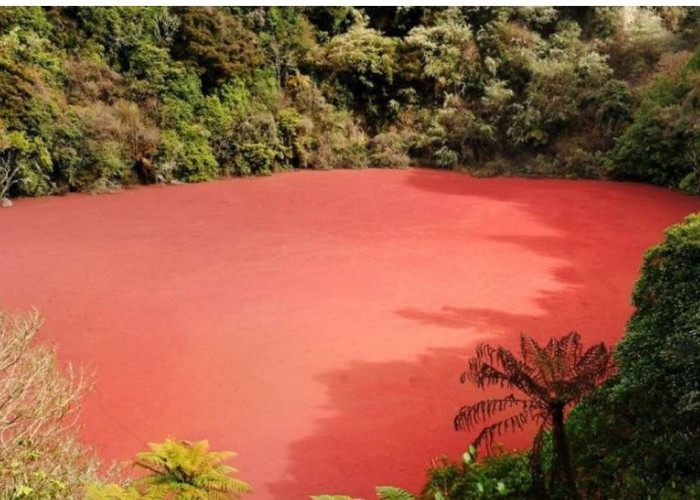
[134,439,252,499]
[455,332,613,497]
[375,486,419,500]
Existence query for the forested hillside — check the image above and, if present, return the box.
[2,7,700,200]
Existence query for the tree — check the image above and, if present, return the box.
[569,212,700,497]
[322,17,397,120]
[172,7,262,91]
[455,332,613,498]
[255,7,316,88]
[0,125,22,202]
[404,8,479,98]
[133,439,252,499]
[0,309,98,498]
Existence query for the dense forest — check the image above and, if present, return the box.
[3,6,700,201]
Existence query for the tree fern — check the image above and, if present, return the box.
[375,486,419,500]
[456,332,614,498]
[134,439,251,499]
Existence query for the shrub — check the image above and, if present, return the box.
[373,447,527,499]
[170,124,218,182]
[0,309,99,499]
[569,213,700,497]
[0,6,699,194]
[172,7,262,91]
[557,146,605,179]
[434,147,459,169]
[277,106,314,168]
[404,8,479,97]
[87,439,252,499]
[322,17,397,118]
[605,47,700,188]
[369,131,410,167]
[236,142,276,176]
[605,102,690,186]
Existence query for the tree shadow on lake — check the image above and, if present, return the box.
[267,347,500,499]
[267,169,700,498]
[394,169,689,346]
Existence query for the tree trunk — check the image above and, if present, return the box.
[530,429,547,499]
[550,405,580,499]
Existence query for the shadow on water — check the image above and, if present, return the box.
[267,169,700,498]
[267,347,477,498]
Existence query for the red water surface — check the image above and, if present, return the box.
[1,168,699,498]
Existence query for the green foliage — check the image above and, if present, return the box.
[421,448,511,499]
[606,102,690,185]
[605,45,700,191]
[377,447,526,500]
[254,7,316,87]
[172,7,262,91]
[0,309,99,498]
[404,9,479,96]
[323,17,397,119]
[456,332,613,498]
[310,496,358,500]
[134,439,252,499]
[165,124,218,183]
[236,143,276,176]
[376,486,418,500]
[85,483,143,500]
[369,131,410,167]
[0,124,53,197]
[0,6,697,198]
[569,213,700,497]
[86,439,252,499]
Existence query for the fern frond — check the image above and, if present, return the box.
[470,408,539,452]
[375,486,419,500]
[454,394,537,431]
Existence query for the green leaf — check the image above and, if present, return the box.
[375,486,417,500]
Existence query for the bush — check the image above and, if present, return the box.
[422,450,531,499]
[369,131,410,167]
[169,124,218,183]
[0,309,99,499]
[374,447,529,500]
[605,102,690,186]
[236,142,276,176]
[87,439,251,499]
[569,213,700,497]
[277,106,314,168]
[605,49,700,189]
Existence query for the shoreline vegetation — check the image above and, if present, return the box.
[2,7,700,205]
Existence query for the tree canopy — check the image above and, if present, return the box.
[1,7,700,200]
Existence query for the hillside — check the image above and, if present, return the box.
[2,7,700,201]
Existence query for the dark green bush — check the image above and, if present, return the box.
[236,143,276,176]
[421,448,532,499]
[605,103,691,185]
[605,49,700,189]
[569,213,700,497]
